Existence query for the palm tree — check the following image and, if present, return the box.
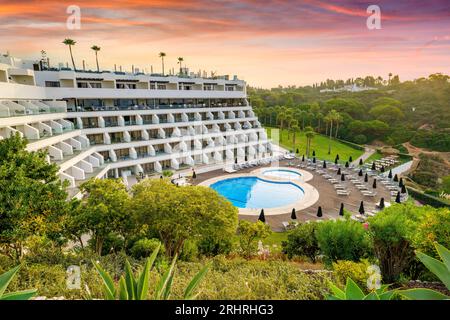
[285,114,293,139]
[305,126,315,158]
[91,45,101,72]
[334,112,343,139]
[291,124,299,152]
[388,72,392,85]
[159,52,166,75]
[63,38,76,70]
[177,57,184,75]
[316,112,323,132]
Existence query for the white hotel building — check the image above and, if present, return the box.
[0,56,271,196]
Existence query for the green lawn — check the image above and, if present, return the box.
[261,232,289,253]
[266,127,364,163]
[364,151,383,164]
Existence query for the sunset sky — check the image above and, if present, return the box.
[0,0,449,87]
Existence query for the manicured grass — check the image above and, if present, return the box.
[266,127,364,163]
[364,151,383,164]
[261,232,289,252]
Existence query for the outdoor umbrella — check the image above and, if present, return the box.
[345,161,349,168]
[337,167,341,175]
[395,192,401,203]
[192,171,197,179]
[349,156,353,163]
[381,166,385,173]
[401,184,407,194]
[399,177,404,188]
[364,173,369,182]
[258,209,266,223]
[302,155,305,162]
[323,161,327,169]
[317,206,323,217]
[393,174,398,182]
[313,157,316,163]
[388,169,393,179]
[339,203,344,216]
[371,162,376,171]
[358,169,363,177]
[379,197,385,209]
[359,201,365,215]
[291,208,297,220]
[373,178,377,189]
[341,173,345,181]
[359,158,363,166]
[312,150,316,157]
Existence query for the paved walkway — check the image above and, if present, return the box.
[352,147,375,166]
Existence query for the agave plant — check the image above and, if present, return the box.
[0,265,37,300]
[93,243,209,300]
[327,278,396,300]
[398,242,450,300]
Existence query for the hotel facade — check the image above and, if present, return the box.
[0,55,271,196]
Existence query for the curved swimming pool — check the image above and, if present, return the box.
[262,168,302,180]
[210,176,305,209]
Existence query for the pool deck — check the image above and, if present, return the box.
[192,159,393,231]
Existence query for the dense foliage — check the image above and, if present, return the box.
[0,134,69,261]
[315,219,373,265]
[250,73,450,151]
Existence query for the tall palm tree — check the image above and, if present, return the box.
[91,45,101,72]
[159,52,166,75]
[334,112,343,139]
[305,126,315,158]
[277,112,286,141]
[388,72,393,85]
[177,57,184,75]
[316,112,323,132]
[285,114,293,139]
[291,124,299,152]
[63,38,76,70]
[289,118,298,141]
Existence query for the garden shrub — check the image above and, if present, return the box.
[332,259,371,289]
[315,219,373,265]
[282,222,320,262]
[353,134,367,145]
[368,203,422,283]
[237,220,271,258]
[197,236,235,256]
[411,207,450,259]
[130,238,164,259]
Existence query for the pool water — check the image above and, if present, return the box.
[210,176,305,209]
[262,169,302,180]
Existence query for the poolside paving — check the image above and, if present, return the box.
[192,159,393,232]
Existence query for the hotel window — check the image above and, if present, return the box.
[157,84,166,90]
[45,81,60,87]
[90,82,102,88]
[116,83,126,89]
[225,85,235,91]
[77,82,89,88]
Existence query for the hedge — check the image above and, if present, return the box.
[336,139,365,151]
[408,187,450,208]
